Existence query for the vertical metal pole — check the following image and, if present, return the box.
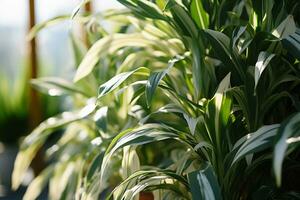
[28,0,44,175]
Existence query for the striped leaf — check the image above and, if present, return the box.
[273,113,300,186]
[232,124,280,165]
[188,163,222,200]
[190,0,209,29]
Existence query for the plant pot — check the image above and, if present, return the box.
[0,142,18,196]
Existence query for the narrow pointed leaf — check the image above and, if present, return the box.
[190,0,209,29]
[272,15,296,39]
[232,124,280,165]
[31,77,89,97]
[74,34,152,82]
[146,54,187,107]
[204,29,245,80]
[27,15,70,40]
[98,67,149,98]
[187,163,222,200]
[254,51,275,91]
[12,102,96,189]
[283,29,300,59]
[23,166,54,200]
[100,124,189,182]
[273,113,300,187]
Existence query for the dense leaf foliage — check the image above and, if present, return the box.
[13,0,300,199]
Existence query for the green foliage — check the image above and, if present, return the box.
[13,0,300,199]
[187,163,222,200]
[0,65,29,143]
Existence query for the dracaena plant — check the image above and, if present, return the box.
[13,0,300,199]
[85,0,299,199]
[12,7,186,200]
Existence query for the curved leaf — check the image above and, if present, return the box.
[100,124,190,182]
[109,169,189,200]
[27,15,70,40]
[23,166,54,200]
[121,146,140,179]
[190,0,209,29]
[146,54,187,107]
[283,28,300,59]
[232,124,280,165]
[273,113,300,186]
[12,101,96,189]
[74,34,152,82]
[204,29,245,80]
[272,15,296,39]
[98,67,149,99]
[31,77,90,97]
[254,51,275,92]
[187,163,222,200]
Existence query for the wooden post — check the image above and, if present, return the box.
[28,0,44,175]
[28,0,41,128]
[84,1,93,13]
[82,1,93,47]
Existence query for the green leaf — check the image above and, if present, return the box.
[272,15,296,39]
[190,0,209,29]
[140,103,186,124]
[117,0,167,21]
[232,124,280,165]
[98,67,149,99]
[156,0,168,10]
[146,54,187,107]
[283,28,300,59]
[100,124,189,182]
[121,146,140,179]
[187,37,207,99]
[74,35,112,82]
[136,0,167,20]
[49,161,78,200]
[273,113,300,187]
[74,34,152,82]
[27,15,70,40]
[109,169,189,200]
[231,26,247,50]
[229,86,251,130]
[12,101,96,189]
[261,0,274,31]
[117,51,149,74]
[183,113,200,136]
[168,2,198,38]
[85,152,105,183]
[70,32,87,67]
[205,73,232,150]
[93,107,108,132]
[31,77,90,97]
[215,73,231,94]
[23,166,54,200]
[204,29,245,81]
[187,163,222,200]
[254,51,275,92]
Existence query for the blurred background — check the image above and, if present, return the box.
[0,1,122,199]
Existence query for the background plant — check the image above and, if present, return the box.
[0,65,29,144]
[12,8,187,200]
[13,0,300,199]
